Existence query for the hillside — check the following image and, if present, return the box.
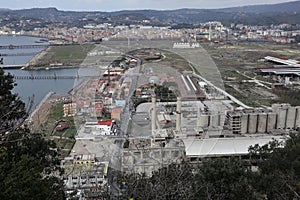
[0,1,300,25]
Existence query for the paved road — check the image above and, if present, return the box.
[120,59,141,134]
[108,139,124,198]
[109,59,141,198]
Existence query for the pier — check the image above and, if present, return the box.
[0,52,36,57]
[13,75,97,80]
[0,44,49,50]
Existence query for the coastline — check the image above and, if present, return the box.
[0,35,97,70]
[25,46,50,68]
[28,91,55,121]
[27,91,56,133]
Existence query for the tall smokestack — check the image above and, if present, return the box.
[208,22,211,41]
[176,97,182,131]
[151,95,157,134]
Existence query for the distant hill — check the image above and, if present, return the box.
[219,0,300,13]
[0,8,10,11]
[0,1,300,25]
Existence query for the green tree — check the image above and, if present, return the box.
[294,35,300,43]
[194,158,256,200]
[120,162,195,200]
[250,134,300,199]
[0,68,65,200]
[0,69,27,139]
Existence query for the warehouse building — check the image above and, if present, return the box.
[182,135,287,162]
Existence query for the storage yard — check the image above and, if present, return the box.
[202,42,300,107]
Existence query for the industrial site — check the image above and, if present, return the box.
[2,0,300,199]
[53,38,300,198]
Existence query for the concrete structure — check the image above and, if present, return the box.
[61,154,109,194]
[151,95,157,134]
[226,109,272,134]
[210,113,221,128]
[122,138,185,176]
[274,104,289,129]
[157,112,172,125]
[296,106,300,128]
[226,104,300,135]
[176,97,182,131]
[226,111,242,134]
[240,114,249,134]
[272,104,300,129]
[248,113,258,134]
[257,113,267,133]
[197,114,210,128]
[286,107,296,129]
[267,113,277,132]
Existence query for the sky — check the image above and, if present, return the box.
[0,0,297,11]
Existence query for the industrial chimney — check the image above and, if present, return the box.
[176,97,182,131]
[151,95,157,134]
[208,22,212,41]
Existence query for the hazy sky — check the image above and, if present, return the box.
[0,0,297,11]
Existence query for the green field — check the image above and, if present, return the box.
[35,44,95,67]
[41,101,76,156]
[49,102,77,138]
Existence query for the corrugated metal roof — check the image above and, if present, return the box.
[182,136,286,157]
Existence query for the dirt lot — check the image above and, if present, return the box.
[202,42,300,75]
[201,41,300,107]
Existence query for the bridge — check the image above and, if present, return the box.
[0,44,49,50]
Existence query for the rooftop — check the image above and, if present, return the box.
[182,135,287,158]
[98,119,113,126]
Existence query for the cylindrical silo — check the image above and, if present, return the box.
[286,107,296,129]
[295,107,300,129]
[248,113,258,134]
[240,114,249,134]
[276,107,288,129]
[257,113,267,133]
[267,113,277,132]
